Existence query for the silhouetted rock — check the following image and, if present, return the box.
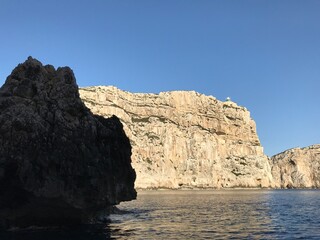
[0,57,136,229]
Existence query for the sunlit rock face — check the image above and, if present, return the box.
[80,86,274,189]
[270,145,320,188]
[0,58,136,229]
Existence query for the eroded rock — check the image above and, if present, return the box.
[80,86,274,189]
[0,58,136,229]
[270,145,320,188]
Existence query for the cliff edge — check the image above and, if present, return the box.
[0,58,136,229]
[80,86,274,189]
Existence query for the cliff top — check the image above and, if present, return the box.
[272,144,320,157]
[81,85,247,111]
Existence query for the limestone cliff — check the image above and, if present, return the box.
[80,86,274,189]
[0,58,136,229]
[270,145,320,188]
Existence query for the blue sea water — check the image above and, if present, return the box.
[1,190,320,239]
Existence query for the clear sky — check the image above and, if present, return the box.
[0,0,319,156]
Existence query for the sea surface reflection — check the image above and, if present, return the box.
[1,190,320,239]
[110,190,320,239]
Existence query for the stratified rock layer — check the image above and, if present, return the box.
[80,86,274,189]
[0,58,136,229]
[270,145,320,188]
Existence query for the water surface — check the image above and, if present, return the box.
[1,190,320,239]
[111,190,320,239]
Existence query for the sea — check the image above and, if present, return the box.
[1,189,320,239]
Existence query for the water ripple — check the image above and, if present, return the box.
[110,190,320,239]
[1,190,320,239]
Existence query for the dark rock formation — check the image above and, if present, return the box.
[0,57,136,229]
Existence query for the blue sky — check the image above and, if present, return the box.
[0,0,319,156]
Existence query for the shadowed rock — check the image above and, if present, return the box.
[0,57,136,229]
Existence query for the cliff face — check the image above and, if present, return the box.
[80,86,274,189]
[0,58,136,229]
[270,145,320,188]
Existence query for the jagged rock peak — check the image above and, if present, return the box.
[0,58,136,229]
